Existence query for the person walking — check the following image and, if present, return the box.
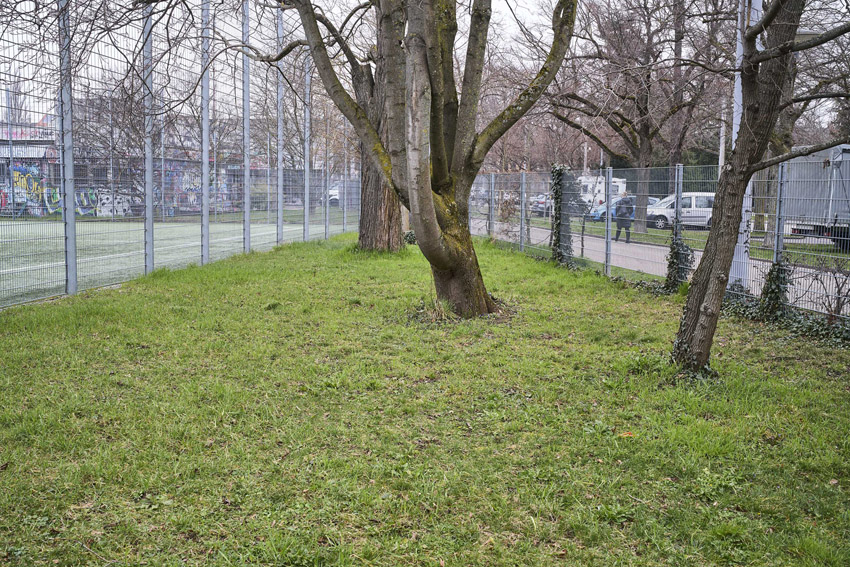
[614,193,634,244]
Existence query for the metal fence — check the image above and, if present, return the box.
[470,149,850,321]
[1,1,361,308]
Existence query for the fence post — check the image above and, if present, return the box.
[488,173,495,238]
[160,112,165,223]
[58,0,77,293]
[143,5,154,274]
[303,56,311,242]
[342,121,347,232]
[675,163,685,283]
[773,161,786,263]
[200,0,210,264]
[267,132,271,224]
[276,10,284,244]
[519,171,526,251]
[604,167,612,276]
[324,117,329,240]
[242,0,251,253]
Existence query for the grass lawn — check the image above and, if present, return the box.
[1,235,849,566]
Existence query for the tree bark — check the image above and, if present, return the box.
[359,153,403,250]
[431,231,496,316]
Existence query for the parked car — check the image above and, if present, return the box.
[647,192,715,229]
[530,193,553,217]
[588,196,659,222]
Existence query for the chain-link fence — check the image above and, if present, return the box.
[471,147,850,321]
[1,1,361,308]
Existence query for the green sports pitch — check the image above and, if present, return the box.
[0,211,357,308]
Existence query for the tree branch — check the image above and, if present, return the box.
[749,137,850,174]
[472,0,578,166]
[752,21,850,64]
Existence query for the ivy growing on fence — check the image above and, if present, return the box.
[550,164,584,268]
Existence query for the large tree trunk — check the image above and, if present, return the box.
[358,153,403,251]
[431,231,496,316]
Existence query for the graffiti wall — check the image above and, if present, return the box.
[2,162,141,218]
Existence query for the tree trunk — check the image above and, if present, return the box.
[672,167,748,369]
[358,152,403,251]
[431,233,496,316]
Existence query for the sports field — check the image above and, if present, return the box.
[0,209,357,307]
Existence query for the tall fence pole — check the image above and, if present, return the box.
[519,171,526,251]
[324,114,329,240]
[303,56,311,242]
[58,0,77,293]
[267,132,271,224]
[200,0,210,264]
[604,167,612,276]
[488,173,495,238]
[242,0,251,253]
[674,163,683,238]
[143,5,154,274]
[160,111,166,222]
[342,121,347,232]
[773,161,787,263]
[276,10,284,244]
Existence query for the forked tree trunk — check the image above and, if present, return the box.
[358,154,403,251]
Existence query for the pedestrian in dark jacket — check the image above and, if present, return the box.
[614,194,634,243]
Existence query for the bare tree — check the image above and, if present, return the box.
[548,0,730,231]
[672,0,850,371]
[275,0,577,315]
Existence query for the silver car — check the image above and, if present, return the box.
[647,192,715,229]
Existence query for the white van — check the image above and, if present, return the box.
[647,192,715,229]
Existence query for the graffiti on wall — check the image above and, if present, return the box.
[1,163,144,218]
[0,164,60,217]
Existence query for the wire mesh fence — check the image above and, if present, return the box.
[1,0,361,308]
[471,150,850,321]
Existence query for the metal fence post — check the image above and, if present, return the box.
[143,5,154,274]
[488,173,495,238]
[200,0,210,264]
[324,116,329,240]
[773,161,787,263]
[519,171,526,251]
[674,163,683,238]
[267,132,271,224]
[342,121,347,232]
[160,112,165,223]
[276,10,284,244]
[604,167,612,276]
[242,0,251,253]
[58,0,77,293]
[303,56,311,242]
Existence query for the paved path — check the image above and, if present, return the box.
[470,217,847,317]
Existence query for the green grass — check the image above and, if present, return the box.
[2,235,849,566]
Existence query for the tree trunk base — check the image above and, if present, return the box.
[432,256,497,318]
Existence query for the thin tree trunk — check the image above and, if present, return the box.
[672,0,805,370]
[672,167,748,368]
